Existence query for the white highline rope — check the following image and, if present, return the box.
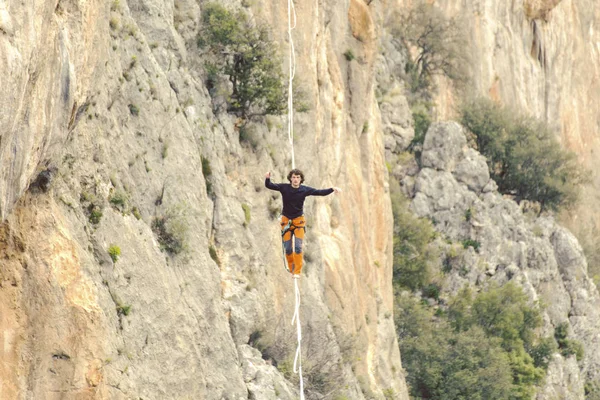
[292,276,305,399]
[288,2,303,398]
[287,0,297,169]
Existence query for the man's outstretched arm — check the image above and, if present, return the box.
[265,171,282,191]
[307,186,342,196]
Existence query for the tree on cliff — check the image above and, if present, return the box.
[460,98,587,213]
[391,1,469,96]
[198,3,286,119]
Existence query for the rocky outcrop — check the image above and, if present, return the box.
[409,122,600,399]
[431,0,600,248]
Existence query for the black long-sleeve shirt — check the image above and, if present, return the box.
[265,178,334,219]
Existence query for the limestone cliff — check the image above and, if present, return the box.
[2,0,600,399]
[0,0,407,398]
[427,0,600,255]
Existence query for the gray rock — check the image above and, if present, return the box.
[453,148,490,192]
[421,122,467,172]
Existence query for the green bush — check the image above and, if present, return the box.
[466,283,546,398]
[109,190,128,211]
[201,156,213,196]
[390,180,438,291]
[397,283,551,399]
[461,239,480,252]
[460,98,586,212]
[422,283,441,300]
[529,336,558,369]
[108,245,121,263]
[343,49,355,61]
[242,203,251,227]
[89,206,103,224]
[555,322,584,361]
[198,3,286,118]
[152,206,189,255]
[116,302,132,316]
[396,296,513,400]
[209,245,220,266]
[411,107,431,147]
[128,104,139,116]
[586,380,600,400]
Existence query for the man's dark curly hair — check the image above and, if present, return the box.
[287,169,305,184]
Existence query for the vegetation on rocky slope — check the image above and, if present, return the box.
[391,177,564,399]
[198,3,286,119]
[460,98,586,213]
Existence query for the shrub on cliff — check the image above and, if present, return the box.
[390,180,438,291]
[152,205,189,255]
[460,98,586,212]
[396,283,554,400]
[198,3,286,119]
[396,295,513,400]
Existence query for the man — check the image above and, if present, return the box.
[265,169,341,276]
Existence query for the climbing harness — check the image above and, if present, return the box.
[280,218,295,273]
[280,217,307,274]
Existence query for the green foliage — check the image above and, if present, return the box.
[407,103,433,165]
[454,283,547,398]
[422,283,440,300]
[343,49,355,61]
[555,322,584,361]
[128,103,139,116]
[396,284,553,400]
[89,207,103,224]
[151,206,189,255]
[461,239,480,252]
[464,207,473,222]
[116,303,131,316]
[396,296,513,400]
[529,336,557,370]
[81,191,104,224]
[109,190,128,211]
[586,380,600,400]
[201,156,213,196]
[209,245,220,266]
[390,180,438,291]
[132,206,142,220]
[198,3,286,119]
[108,245,121,263]
[382,388,395,400]
[242,203,251,227]
[411,107,431,147]
[391,1,468,96]
[469,283,542,349]
[460,98,586,212]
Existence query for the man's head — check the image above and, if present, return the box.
[287,169,305,188]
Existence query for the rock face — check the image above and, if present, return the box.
[0,0,407,399]
[2,0,600,398]
[410,122,600,399]
[429,0,600,240]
